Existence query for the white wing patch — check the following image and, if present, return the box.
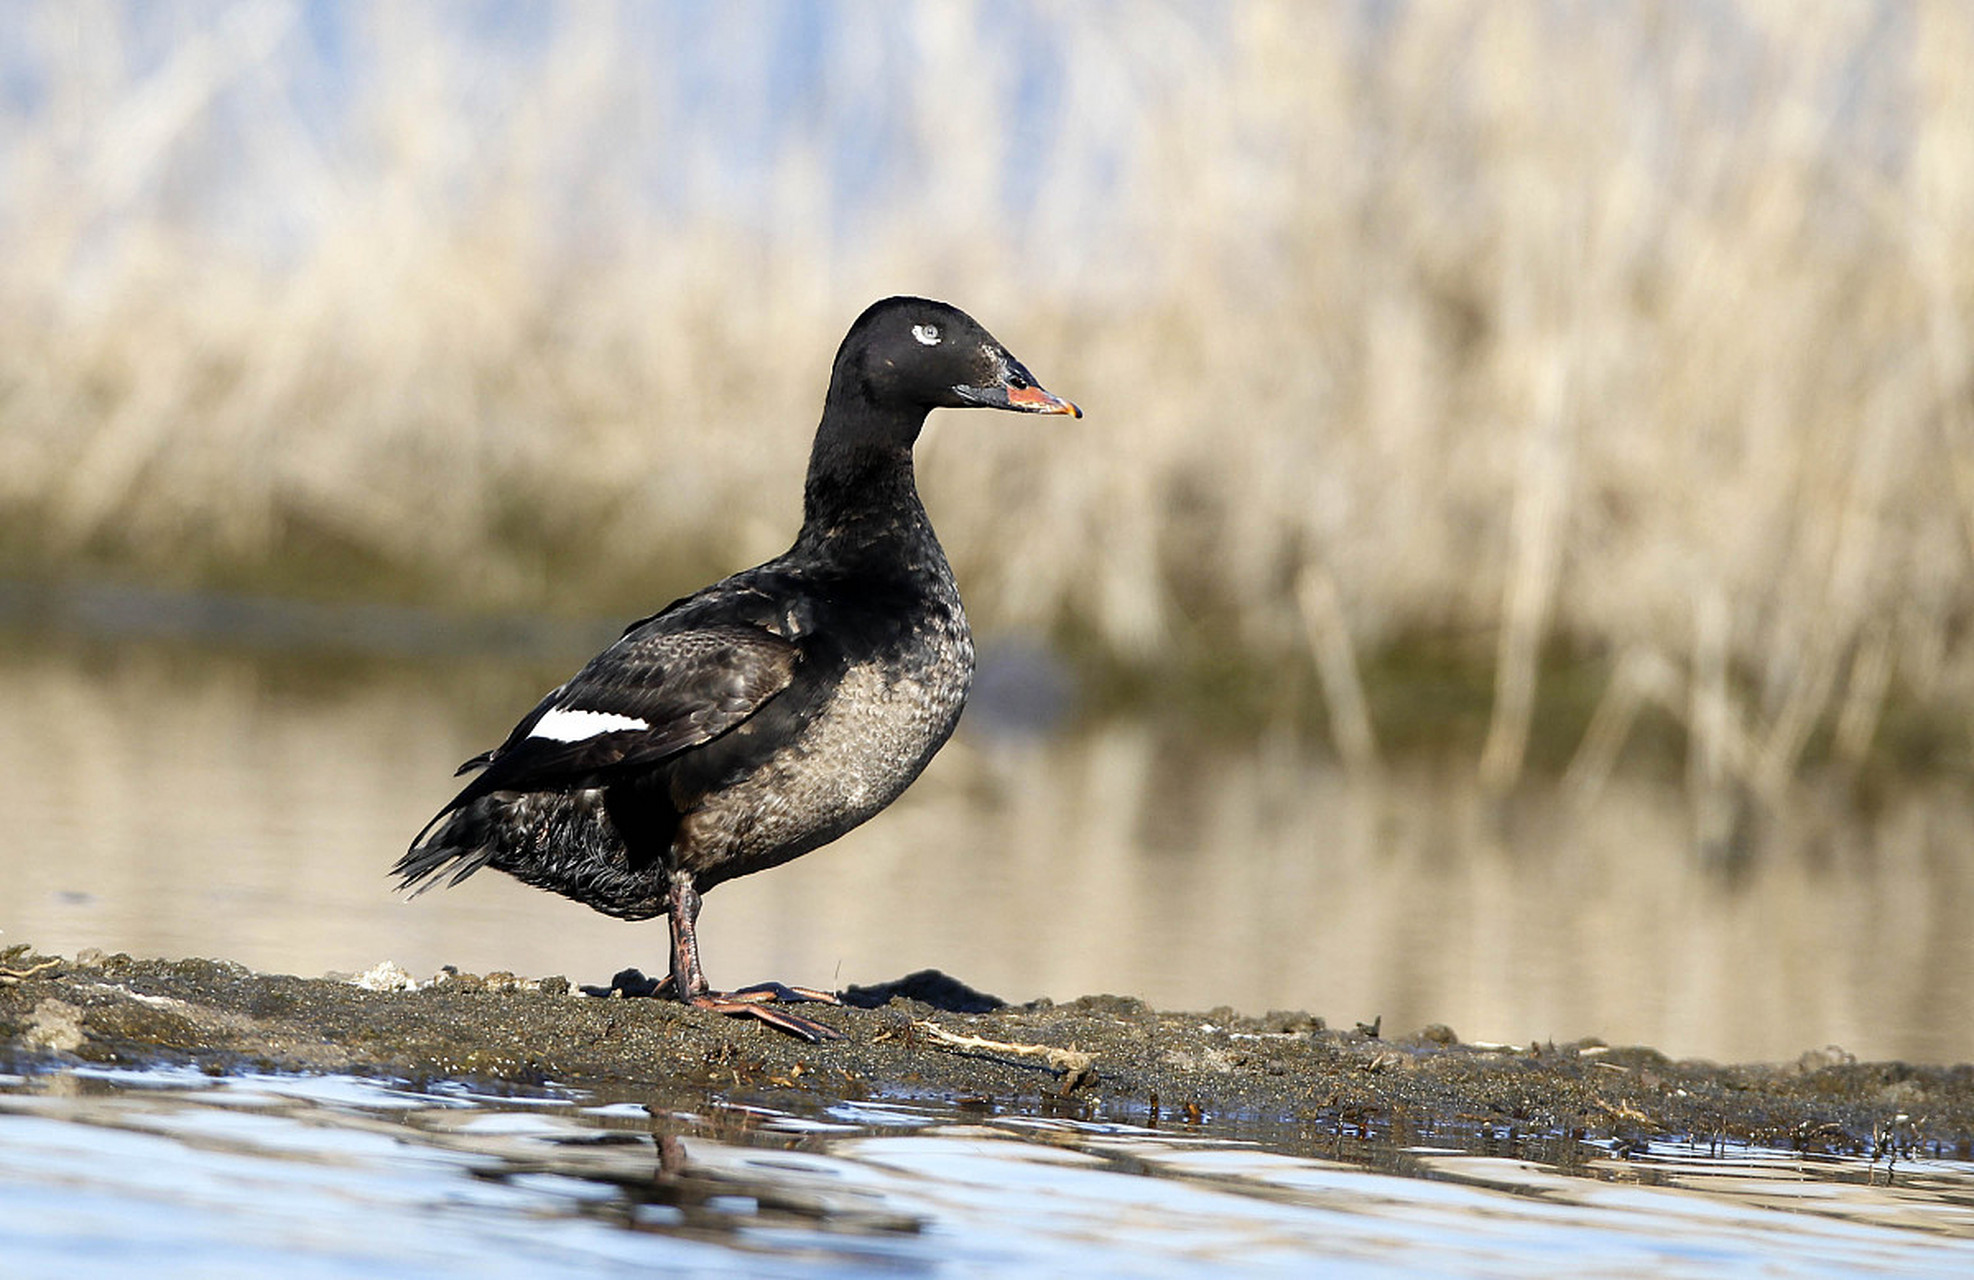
[528,707,650,742]
[912,323,941,346]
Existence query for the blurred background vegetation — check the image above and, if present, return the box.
[5,0,1973,796]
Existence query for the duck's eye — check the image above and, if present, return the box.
[912,323,941,346]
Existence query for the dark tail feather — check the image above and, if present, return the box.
[395,802,499,896]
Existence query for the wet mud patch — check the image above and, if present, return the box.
[3,946,1971,1162]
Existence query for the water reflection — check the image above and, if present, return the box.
[2,1066,1971,1276]
[2,636,1971,1065]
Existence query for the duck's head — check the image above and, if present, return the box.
[832,296,1081,422]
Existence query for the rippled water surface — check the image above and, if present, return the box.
[4,1065,1973,1278]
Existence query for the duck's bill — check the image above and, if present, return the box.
[955,382,1083,418]
[1008,384,1082,417]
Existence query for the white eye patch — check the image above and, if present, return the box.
[912,323,941,346]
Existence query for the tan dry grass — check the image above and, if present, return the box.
[3,2,1971,790]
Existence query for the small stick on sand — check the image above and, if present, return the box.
[0,957,62,986]
[912,1019,1097,1093]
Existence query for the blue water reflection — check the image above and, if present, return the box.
[3,1066,1971,1278]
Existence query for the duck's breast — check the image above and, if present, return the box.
[678,594,973,887]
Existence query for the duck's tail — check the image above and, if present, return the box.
[394,799,502,896]
[394,787,669,921]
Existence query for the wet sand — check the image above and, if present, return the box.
[4,946,1970,1162]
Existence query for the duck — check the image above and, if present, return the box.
[396,297,1080,1041]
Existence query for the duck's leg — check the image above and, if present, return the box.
[666,872,844,1042]
[725,981,843,1004]
[665,873,711,997]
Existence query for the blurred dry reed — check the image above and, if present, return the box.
[3,2,1972,794]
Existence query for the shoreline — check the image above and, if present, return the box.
[5,948,1970,1162]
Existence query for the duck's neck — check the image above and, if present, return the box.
[796,404,935,559]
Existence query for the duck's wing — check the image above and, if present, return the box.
[439,583,806,813]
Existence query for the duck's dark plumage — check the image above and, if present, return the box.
[396,297,1078,1039]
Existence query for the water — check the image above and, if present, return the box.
[6,600,1974,1273]
[3,1063,1971,1278]
[4,621,1972,1066]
